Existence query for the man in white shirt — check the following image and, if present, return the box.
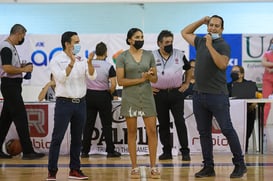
[47,31,97,181]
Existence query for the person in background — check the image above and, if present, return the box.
[182,15,247,178]
[116,28,160,179]
[227,65,258,153]
[0,24,45,160]
[47,31,97,180]
[261,38,273,126]
[81,42,121,158]
[38,73,56,102]
[112,89,122,100]
[151,30,192,161]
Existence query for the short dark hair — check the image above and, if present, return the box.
[209,15,224,29]
[61,31,78,50]
[10,24,27,35]
[157,30,173,44]
[95,42,107,56]
[126,28,143,45]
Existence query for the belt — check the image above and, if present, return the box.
[159,87,180,92]
[57,97,85,103]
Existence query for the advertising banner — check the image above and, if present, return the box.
[2,100,246,155]
[242,34,273,90]
[0,34,189,88]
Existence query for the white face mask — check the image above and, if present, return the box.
[210,33,220,40]
[73,43,81,55]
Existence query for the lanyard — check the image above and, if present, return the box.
[161,59,167,75]
[158,50,171,75]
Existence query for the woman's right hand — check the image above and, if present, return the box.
[141,72,149,81]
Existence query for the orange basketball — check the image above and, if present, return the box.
[256,92,263,99]
[6,139,22,156]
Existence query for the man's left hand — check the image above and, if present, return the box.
[179,83,189,92]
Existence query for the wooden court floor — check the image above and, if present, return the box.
[1,152,273,181]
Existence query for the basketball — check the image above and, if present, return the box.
[6,139,22,156]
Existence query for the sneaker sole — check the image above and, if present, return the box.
[195,173,216,178]
[68,176,88,180]
[46,178,56,181]
[158,157,172,160]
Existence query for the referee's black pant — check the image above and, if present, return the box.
[0,77,34,154]
[154,88,190,155]
[82,89,115,154]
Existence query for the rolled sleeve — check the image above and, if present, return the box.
[50,59,67,84]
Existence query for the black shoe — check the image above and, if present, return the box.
[195,165,215,178]
[230,164,247,178]
[158,153,172,160]
[107,151,121,158]
[46,169,58,181]
[0,151,12,159]
[22,152,45,160]
[81,152,89,158]
[182,153,191,161]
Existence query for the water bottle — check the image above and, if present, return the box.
[23,62,33,80]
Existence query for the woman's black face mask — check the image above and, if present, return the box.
[133,40,144,50]
[230,72,239,81]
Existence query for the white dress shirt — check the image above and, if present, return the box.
[50,51,97,98]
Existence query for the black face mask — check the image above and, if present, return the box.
[18,38,25,45]
[230,72,239,81]
[133,40,144,50]
[164,44,173,54]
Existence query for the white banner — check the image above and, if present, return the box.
[2,99,246,155]
[1,102,70,155]
[184,99,246,153]
[0,33,189,88]
[242,34,273,89]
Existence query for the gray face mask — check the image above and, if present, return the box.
[210,33,220,40]
[270,44,273,50]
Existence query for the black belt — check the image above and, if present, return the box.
[159,87,180,92]
[57,97,85,103]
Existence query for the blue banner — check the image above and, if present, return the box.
[189,34,242,83]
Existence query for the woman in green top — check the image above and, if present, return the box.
[116,28,160,179]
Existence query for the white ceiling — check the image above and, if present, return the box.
[1,0,272,3]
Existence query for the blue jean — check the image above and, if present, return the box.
[192,91,244,166]
[48,98,86,171]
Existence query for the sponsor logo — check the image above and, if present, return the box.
[26,104,48,137]
[32,138,51,149]
[192,136,229,146]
